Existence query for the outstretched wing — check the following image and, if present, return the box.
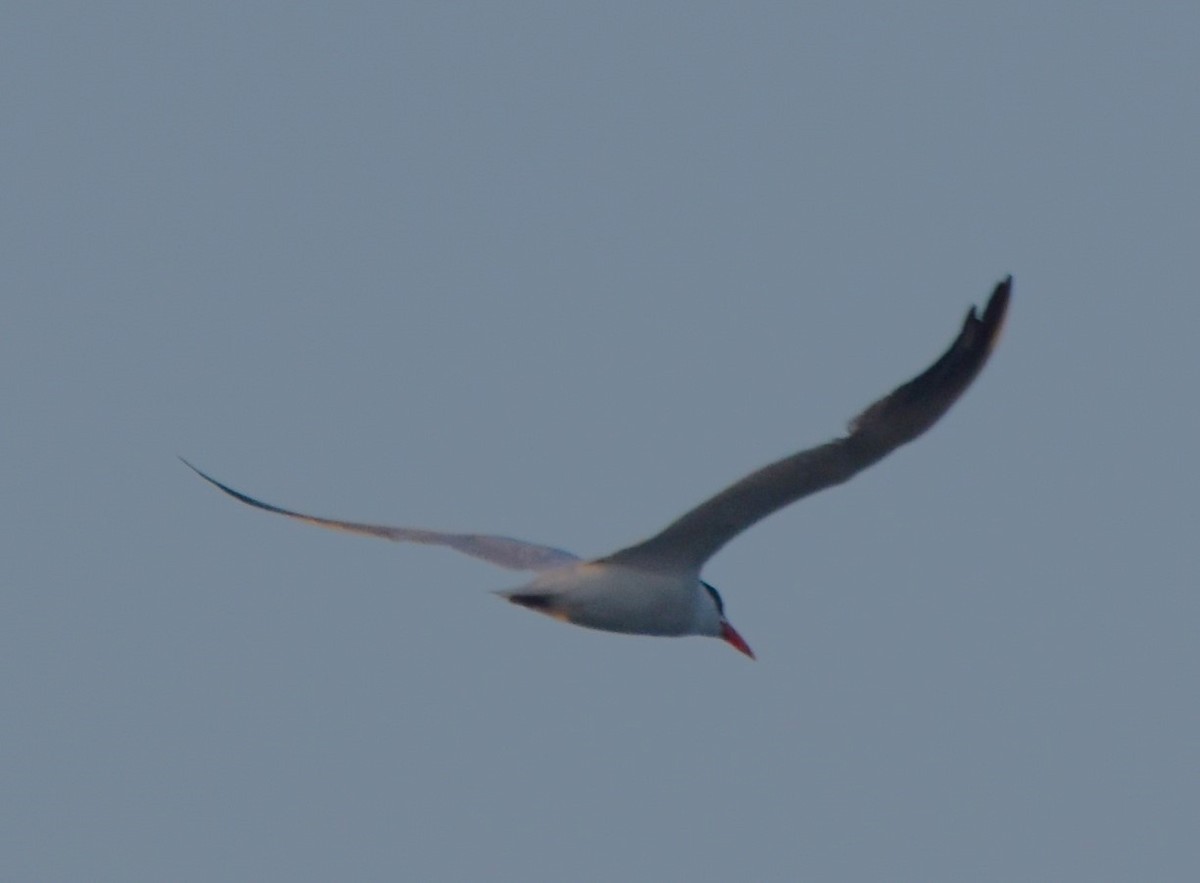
[182,459,580,572]
[601,277,1011,572]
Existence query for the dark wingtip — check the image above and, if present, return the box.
[988,275,1013,315]
[179,456,211,484]
[179,457,226,493]
[980,275,1013,350]
[180,458,286,516]
[847,276,1012,441]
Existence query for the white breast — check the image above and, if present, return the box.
[517,561,709,637]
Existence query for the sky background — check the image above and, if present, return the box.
[4,4,1198,881]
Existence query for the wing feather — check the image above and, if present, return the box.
[182,459,580,572]
[599,277,1011,571]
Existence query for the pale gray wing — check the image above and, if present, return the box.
[600,277,1011,572]
[182,459,580,572]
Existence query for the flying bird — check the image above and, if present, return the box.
[185,277,1011,659]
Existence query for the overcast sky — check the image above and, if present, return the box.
[4,4,1198,881]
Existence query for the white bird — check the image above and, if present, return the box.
[185,277,1011,659]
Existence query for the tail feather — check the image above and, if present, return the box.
[502,591,557,611]
[497,590,571,623]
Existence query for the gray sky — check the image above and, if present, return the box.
[4,4,1198,881]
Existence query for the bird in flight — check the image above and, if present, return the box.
[185,277,1011,659]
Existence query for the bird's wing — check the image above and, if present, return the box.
[182,459,580,572]
[600,277,1011,572]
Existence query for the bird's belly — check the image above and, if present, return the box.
[545,564,698,636]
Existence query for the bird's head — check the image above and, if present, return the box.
[701,581,755,659]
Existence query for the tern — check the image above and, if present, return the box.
[185,277,1010,659]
